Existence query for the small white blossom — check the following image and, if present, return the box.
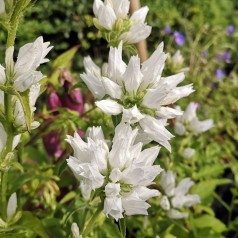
[0,123,7,153]
[175,102,213,135]
[71,223,82,238]
[93,0,151,44]
[160,171,200,219]
[66,123,162,220]
[183,148,195,158]
[1,37,53,92]
[81,42,194,151]
[0,123,21,153]
[7,192,17,220]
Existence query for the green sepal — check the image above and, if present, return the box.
[112,114,122,127]
[0,85,32,131]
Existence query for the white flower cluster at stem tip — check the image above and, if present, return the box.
[93,0,151,44]
[0,36,52,152]
[160,171,200,219]
[81,42,194,151]
[66,123,163,221]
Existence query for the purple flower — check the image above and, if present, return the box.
[43,131,63,158]
[173,31,185,46]
[202,51,208,58]
[227,25,235,36]
[224,50,231,63]
[216,69,225,80]
[63,88,84,115]
[164,26,171,34]
[49,92,62,110]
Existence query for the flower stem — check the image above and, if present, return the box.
[0,172,8,220]
[0,94,14,220]
[82,206,102,237]
[6,0,30,48]
[119,218,126,238]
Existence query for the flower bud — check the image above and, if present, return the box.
[0,0,5,14]
[43,131,63,158]
[7,192,17,220]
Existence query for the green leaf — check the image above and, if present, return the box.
[0,233,26,238]
[194,164,228,179]
[101,219,122,238]
[191,179,232,199]
[52,46,79,69]
[193,215,227,233]
[59,191,76,204]
[17,212,50,238]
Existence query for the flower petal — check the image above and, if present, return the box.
[95,99,122,115]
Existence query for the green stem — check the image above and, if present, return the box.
[119,218,126,238]
[0,94,14,220]
[0,172,8,220]
[82,206,102,237]
[6,0,30,48]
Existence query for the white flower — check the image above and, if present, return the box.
[81,42,194,151]
[0,123,21,153]
[7,192,17,220]
[71,223,82,238]
[0,122,7,153]
[183,148,195,158]
[120,7,151,44]
[93,0,151,44]
[13,83,41,130]
[160,171,200,219]
[175,102,213,135]
[1,37,53,92]
[167,209,188,219]
[66,123,162,220]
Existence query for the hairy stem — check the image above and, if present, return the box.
[6,0,30,48]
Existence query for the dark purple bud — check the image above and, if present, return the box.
[216,53,223,61]
[202,51,208,58]
[49,92,62,110]
[227,25,235,36]
[173,31,185,46]
[164,26,171,34]
[224,50,231,63]
[43,131,63,158]
[216,69,225,80]
[63,89,84,115]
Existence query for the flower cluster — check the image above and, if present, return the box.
[66,123,162,221]
[0,37,52,133]
[93,0,151,45]
[160,171,200,219]
[81,42,194,151]
[175,102,213,135]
